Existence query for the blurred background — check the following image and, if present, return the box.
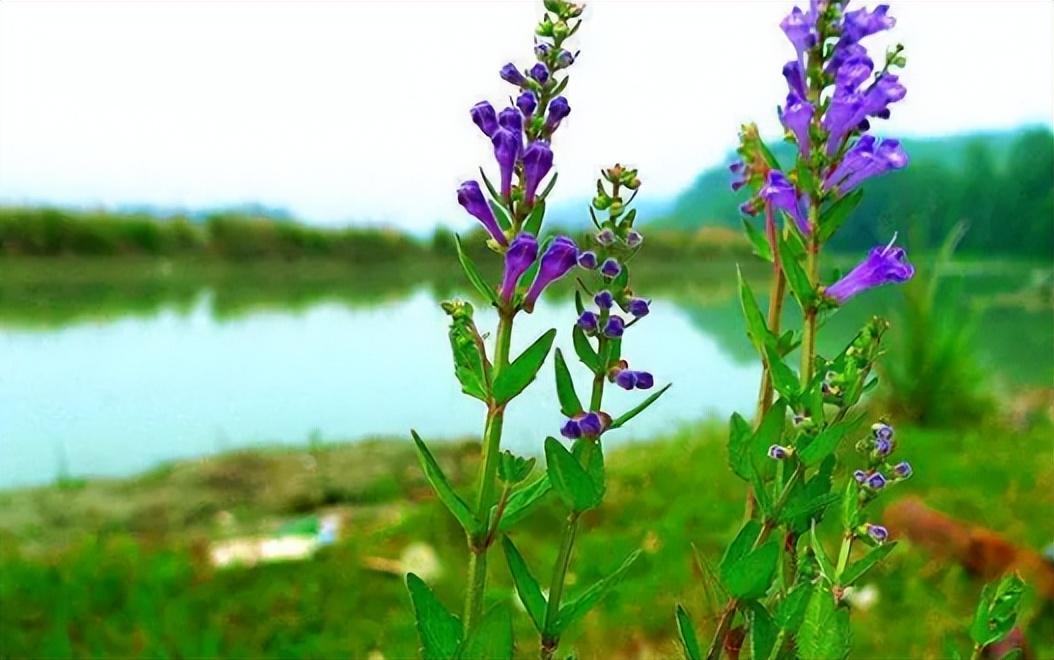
[0,1,1051,658]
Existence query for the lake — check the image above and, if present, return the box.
[1,259,1050,488]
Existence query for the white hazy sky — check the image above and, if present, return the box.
[1,1,1052,231]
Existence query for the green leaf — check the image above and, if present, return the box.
[746,602,778,660]
[411,431,481,534]
[523,199,546,236]
[572,325,601,373]
[764,344,800,401]
[553,348,584,417]
[502,536,547,633]
[544,437,601,512]
[572,439,605,499]
[751,399,787,480]
[489,200,512,233]
[839,541,897,586]
[798,586,850,660]
[406,573,463,660]
[721,538,779,600]
[741,218,774,262]
[780,492,839,528]
[818,189,863,243]
[454,234,498,306]
[479,167,503,206]
[970,573,1026,647]
[497,450,535,485]
[810,521,835,582]
[554,549,641,634]
[738,267,772,354]
[798,415,863,467]
[493,329,556,404]
[727,412,753,481]
[611,261,630,293]
[775,583,813,631]
[445,302,489,402]
[722,521,763,570]
[777,235,815,308]
[499,475,552,531]
[457,603,513,660]
[609,383,672,430]
[675,605,702,660]
[840,478,862,530]
[538,171,560,202]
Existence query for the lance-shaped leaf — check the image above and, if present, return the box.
[746,601,778,660]
[493,329,556,404]
[406,573,463,660]
[737,268,772,355]
[798,585,851,660]
[777,234,815,309]
[720,536,779,600]
[498,475,552,531]
[457,603,513,660]
[727,412,753,481]
[764,344,800,401]
[798,415,863,467]
[839,541,897,586]
[572,324,601,373]
[553,549,641,634]
[454,234,499,306]
[750,399,787,480]
[538,171,560,203]
[544,436,601,512]
[810,521,835,582]
[819,189,863,243]
[489,200,513,233]
[841,478,862,530]
[775,583,813,632]
[411,431,481,535]
[741,218,774,262]
[675,605,702,660]
[501,536,547,633]
[608,383,672,430]
[553,348,584,417]
[572,439,605,500]
[970,573,1026,647]
[523,199,546,236]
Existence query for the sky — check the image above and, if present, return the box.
[1,1,1052,232]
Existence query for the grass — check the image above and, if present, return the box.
[1,419,1051,658]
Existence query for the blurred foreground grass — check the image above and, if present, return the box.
[1,420,1052,658]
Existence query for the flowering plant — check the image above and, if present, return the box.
[677,2,918,658]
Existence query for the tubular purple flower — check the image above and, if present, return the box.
[634,371,654,390]
[579,412,602,436]
[457,181,507,246]
[760,170,810,235]
[500,63,528,87]
[835,52,875,92]
[841,5,896,44]
[615,369,636,390]
[523,236,579,311]
[865,523,889,543]
[529,63,549,84]
[779,92,814,158]
[628,298,650,318]
[470,101,498,138]
[491,128,520,198]
[594,290,614,310]
[523,141,554,204]
[500,233,538,302]
[600,258,621,278]
[577,311,599,334]
[826,138,909,192]
[545,96,571,132]
[826,75,907,154]
[498,107,523,135]
[560,418,582,440]
[603,315,625,339]
[780,6,816,60]
[860,73,907,119]
[516,91,538,117]
[826,240,916,304]
[782,60,807,98]
[577,251,598,270]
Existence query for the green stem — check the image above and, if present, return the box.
[800,206,821,386]
[968,645,983,660]
[540,510,581,659]
[756,203,787,422]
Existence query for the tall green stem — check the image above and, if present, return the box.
[800,224,820,386]
[756,204,787,421]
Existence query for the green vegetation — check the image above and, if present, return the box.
[1,418,1051,658]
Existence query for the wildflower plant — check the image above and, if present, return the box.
[677,2,918,658]
[406,2,667,657]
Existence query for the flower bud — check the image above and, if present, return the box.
[865,523,889,543]
[555,49,575,69]
[457,181,508,247]
[560,418,582,439]
[866,472,887,490]
[853,469,868,483]
[596,228,615,245]
[626,230,643,247]
[523,141,554,204]
[603,315,625,339]
[893,461,913,479]
[627,297,650,318]
[615,369,636,390]
[523,236,579,312]
[545,96,571,132]
[577,310,598,334]
[594,290,614,310]
[500,63,528,87]
[529,63,549,84]
[600,258,622,278]
[491,128,521,198]
[534,42,551,60]
[516,91,538,117]
[498,107,523,134]
[768,444,790,460]
[470,101,498,138]
[500,233,539,302]
[579,412,602,436]
[634,371,654,389]
[577,251,598,270]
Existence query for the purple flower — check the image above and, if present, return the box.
[853,469,868,484]
[615,369,636,390]
[594,290,614,310]
[457,181,507,246]
[600,258,622,278]
[841,5,896,44]
[517,91,538,117]
[866,472,887,490]
[824,136,909,192]
[782,60,807,98]
[860,73,907,119]
[780,6,816,60]
[768,444,790,460]
[545,96,571,132]
[603,315,625,339]
[865,523,889,543]
[824,75,907,154]
[779,92,814,158]
[555,49,574,69]
[500,63,528,87]
[471,101,498,137]
[577,251,598,269]
[893,461,913,479]
[579,412,602,436]
[534,42,551,60]
[498,107,523,135]
[826,240,916,304]
[760,170,810,235]
[523,236,579,311]
[529,63,549,84]
[577,310,599,334]
[873,422,894,442]
[875,435,893,456]
[634,371,654,389]
[626,230,643,248]
[560,418,582,439]
[523,141,554,204]
[835,51,874,93]
[500,233,538,302]
[627,298,650,318]
[491,128,520,198]
[596,228,615,245]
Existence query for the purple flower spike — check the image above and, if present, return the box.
[523,141,554,204]
[893,461,913,479]
[853,469,868,484]
[577,251,598,270]
[768,444,790,460]
[635,371,654,390]
[491,128,521,198]
[603,315,625,339]
[577,310,598,334]
[760,170,810,235]
[579,412,602,436]
[517,91,538,117]
[529,63,549,84]
[594,290,614,310]
[560,418,582,440]
[457,181,507,246]
[780,6,816,60]
[596,228,615,245]
[826,240,916,304]
[628,298,650,318]
[500,233,538,302]
[780,93,814,158]
[842,5,896,44]
[615,369,636,390]
[865,523,889,543]
[600,258,622,278]
[866,472,887,490]
[500,63,528,87]
[523,236,579,311]
[471,101,498,138]
[545,96,571,132]
[626,230,643,248]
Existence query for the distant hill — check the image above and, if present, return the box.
[650,126,1054,256]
